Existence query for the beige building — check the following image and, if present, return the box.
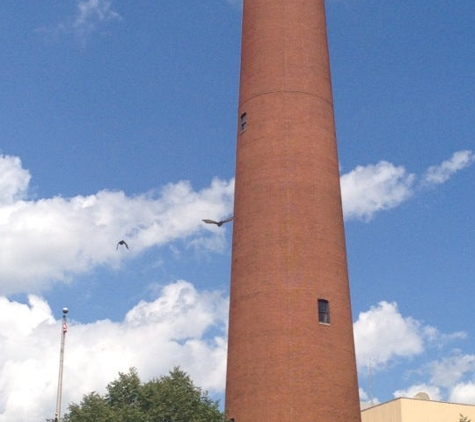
[362,395,475,422]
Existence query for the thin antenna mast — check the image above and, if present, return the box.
[368,358,374,406]
[54,307,68,422]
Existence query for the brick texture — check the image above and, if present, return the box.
[225,0,362,421]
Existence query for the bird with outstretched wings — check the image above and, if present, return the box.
[116,240,129,250]
[202,217,234,227]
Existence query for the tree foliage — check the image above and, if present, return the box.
[62,367,224,422]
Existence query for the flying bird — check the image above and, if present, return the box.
[202,217,234,227]
[116,240,129,250]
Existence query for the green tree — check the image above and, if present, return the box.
[141,367,222,421]
[460,415,472,422]
[104,368,146,422]
[65,392,115,422]
[63,367,224,422]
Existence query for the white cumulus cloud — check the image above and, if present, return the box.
[0,155,30,205]
[422,150,475,185]
[341,161,416,221]
[353,301,425,369]
[393,383,443,401]
[0,155,234,295]
[428,352,475,389]
[340,150,474,221]
[450,382,475,405]
[354,302,474,404]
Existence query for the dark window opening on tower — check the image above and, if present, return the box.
[318,299,330,324]
[240,113,247,132]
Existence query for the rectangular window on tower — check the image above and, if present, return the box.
[240,112,247,132]
[318,299,330,324]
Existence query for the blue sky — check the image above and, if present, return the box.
[0,0,474,420]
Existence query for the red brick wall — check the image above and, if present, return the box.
[225,0,361,421]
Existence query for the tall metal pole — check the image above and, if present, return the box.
[54,307,68,422]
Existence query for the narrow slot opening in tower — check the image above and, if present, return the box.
[318,299,330,324]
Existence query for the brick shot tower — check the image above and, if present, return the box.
[225,0,361,421]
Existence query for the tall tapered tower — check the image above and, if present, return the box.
[225,0,361,421]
